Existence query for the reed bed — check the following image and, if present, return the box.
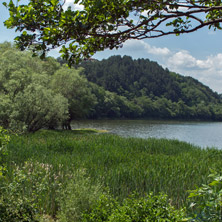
[5,130,222,215]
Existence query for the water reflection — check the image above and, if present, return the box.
[71,120,222,149]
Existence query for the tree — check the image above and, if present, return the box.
[51,66,97,129]
[10,84,69,132]
[0,42,69,132]
[3,0,222,65]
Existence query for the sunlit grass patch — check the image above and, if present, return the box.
[72,128,108,134]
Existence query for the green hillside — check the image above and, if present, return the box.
[79,55,222,120]
[81,55,220,105]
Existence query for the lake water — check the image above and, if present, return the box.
[71,119,222,149]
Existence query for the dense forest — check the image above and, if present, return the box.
[1,42,222,132]
[80,56,219,104]
[79,55,222,120]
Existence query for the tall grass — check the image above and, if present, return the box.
[5,130,222,216]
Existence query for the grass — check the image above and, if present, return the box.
[4,129,222,218]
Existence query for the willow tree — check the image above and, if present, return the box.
[0,42,69,132]
[3,0,222,65]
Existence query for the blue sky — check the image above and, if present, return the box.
[1,2,222,93]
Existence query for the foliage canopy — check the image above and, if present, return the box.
[0,42,94,132]
[3,0,222,65]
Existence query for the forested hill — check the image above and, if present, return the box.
[80,55,220,106]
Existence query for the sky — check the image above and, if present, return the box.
[1,1,222,94]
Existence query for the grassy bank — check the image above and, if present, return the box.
[4,129,222,218]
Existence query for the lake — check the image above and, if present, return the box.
[71,119,222,149]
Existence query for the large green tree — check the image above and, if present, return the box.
[10,84,69,132]
[3,0,222,65]
[0,42,69,132]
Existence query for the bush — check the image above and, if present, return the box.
[188,171,222,221]
[0,160,62,222]
[82,192,187,222]
[0,196,37,222]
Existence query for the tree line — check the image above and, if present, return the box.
[1,42,222,132]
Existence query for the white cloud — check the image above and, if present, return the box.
[144,42,171,56]
[167,51,222,74]
[124,39,171,56]
[168,50,204,70]
[166,51,222,93]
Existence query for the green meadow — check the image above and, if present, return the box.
[2,129,222,221]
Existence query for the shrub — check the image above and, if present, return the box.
[82,192,187,222]
[0,195,37,222]
[0,160,62,221]
[188,171,222,221]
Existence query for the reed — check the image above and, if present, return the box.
[5,130,222,215]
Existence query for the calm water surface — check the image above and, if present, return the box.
[71,119,222,149]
